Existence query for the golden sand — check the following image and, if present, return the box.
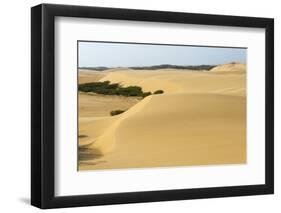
[78,63,246,170]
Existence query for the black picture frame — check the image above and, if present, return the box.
[31,3,274,209]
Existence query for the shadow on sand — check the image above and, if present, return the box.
[78,145,107,167]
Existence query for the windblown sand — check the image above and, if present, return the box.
[78,63,246,170]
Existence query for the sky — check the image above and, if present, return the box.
[78,41,247,68]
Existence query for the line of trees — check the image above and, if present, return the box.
[79,64,215,71]
[130,64,215,70]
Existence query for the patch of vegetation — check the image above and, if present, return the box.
[79,81,164,98]
[110,110,126,116]
[79,81,120,95]
[117,86,143,97]
[153,90,164,94]
[142,91,152,98]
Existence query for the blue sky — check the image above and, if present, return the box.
[78,41,246,68]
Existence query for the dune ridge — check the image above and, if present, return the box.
[209,62,246,72]
[84,95,153,155]
[99,67,246,96]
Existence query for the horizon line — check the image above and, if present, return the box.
[78,62,246,69]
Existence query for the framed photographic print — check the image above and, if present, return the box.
[31,3,274,209]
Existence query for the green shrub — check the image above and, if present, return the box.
[153,90,164,94]
[78,81,116,94]
[142,92,152,97]
[79,81,164,98]
[117,86,143,96]
[110,110,126,116]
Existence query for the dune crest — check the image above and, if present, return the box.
[86,95,153,154]
[210,62,246,72]
[99,63,246,96]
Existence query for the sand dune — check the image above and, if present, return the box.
[80,93,246,170]
[209,62,246,73]
[79,93,140,117]
[79,63,247,170]
[78,69,107,84]
[100,67,246,96]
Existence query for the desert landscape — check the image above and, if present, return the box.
[78,62,246,170]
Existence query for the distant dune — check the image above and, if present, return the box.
[78,70,107,84]
[209,62,246,73]
[99,67,246,96]
[79,63,247,170]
